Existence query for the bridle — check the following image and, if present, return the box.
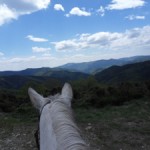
[34,101,51,150]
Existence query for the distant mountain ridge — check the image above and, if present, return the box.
[58,55,150,74]
[95,60,150,83]
[0,70,89,89]
[0,59,150,89]
[0,67,51,76]
[0,55,150,77]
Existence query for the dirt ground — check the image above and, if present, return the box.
[1,102,150,150]
[1,120,150,150]
[0,122,100,150]
[0,112,100,150]
[0,124,37,150]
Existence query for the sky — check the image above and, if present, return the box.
[0,0,150,71]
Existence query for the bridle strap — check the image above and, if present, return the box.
[40,101,51,114]
[34,125,40,150]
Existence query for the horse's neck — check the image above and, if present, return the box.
[40,102,87,150]
[40,105,57,150]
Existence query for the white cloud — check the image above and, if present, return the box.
[107,0,145,10]
[1,25,150,71]
[0,0,51,26]
[52,40,77,51]
[0,54,95,71]
[52,32,121,51]
[32,47,51,53]
[42,52,51,57]
[52,26,150,52]
[1,25,150,72]
[66,7,91,17]
[0,4,18,26]
[97,6,105,16]
[26,35,48,42]
[52,39,88,51]
[0,56,57,71]
[125,15,145,20]
[0,55,90,71]
[54,4,64,11]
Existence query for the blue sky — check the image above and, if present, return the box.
[0,0,150,71]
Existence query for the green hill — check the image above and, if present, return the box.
[0,71,89,89]
[95,60,150,83]
[0,67,54,76]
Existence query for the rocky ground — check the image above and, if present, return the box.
[0,113,100,150]
[1,118,150,150]
[1,98,150,150]
[0,124,37,150]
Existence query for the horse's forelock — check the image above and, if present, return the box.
[48,93,61,102]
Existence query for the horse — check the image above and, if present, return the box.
[28,83,88,150]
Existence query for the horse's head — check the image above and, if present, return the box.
[28,83,73,114]
[28,83,87,150]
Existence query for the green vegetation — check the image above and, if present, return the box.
[0,76,150,149]
[0,60,149,113]
[71,77,150,108]
[95,60,150,83]
[0,60,149,125]
[0,60,150,149]
[0,76,150,117]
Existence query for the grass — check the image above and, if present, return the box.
[74,97,150,148]
[74,97,150,122]
[0,97,150,149]
[0,103,38,127]
[1,97,150,124]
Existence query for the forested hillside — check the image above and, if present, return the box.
[0,60,150,112]
[95,60,150,83]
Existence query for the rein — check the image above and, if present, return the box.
[35,101,50,150]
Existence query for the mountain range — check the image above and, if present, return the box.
[0,70,89,89]
[57,55,150,74]
[0,55,150,76]
[0,55,150,89]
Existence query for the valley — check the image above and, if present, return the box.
[0,56,150,149]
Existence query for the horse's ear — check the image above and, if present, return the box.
[28,87,49,112]
[61,83,73,107]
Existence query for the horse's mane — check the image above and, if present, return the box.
[48,95,87,149]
